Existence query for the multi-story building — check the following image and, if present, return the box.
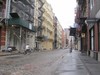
[86,0,100,61]
[76,0,100,61]
[41,0,54,50]
[0,0,35,51]
[64,28,69,48]
[75,0,88,52]
[62,29,64,48]
[53,17,63,49]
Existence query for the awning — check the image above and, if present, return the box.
[85,18,99,24]
[8,18,35,32]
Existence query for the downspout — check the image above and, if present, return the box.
[5,0,11,50]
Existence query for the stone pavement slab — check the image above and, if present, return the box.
[79,53,100,75]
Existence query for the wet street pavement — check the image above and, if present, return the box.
[0,49,100,75]
[0,49,67,75]
[55,50,90,75]
[55,50,100,75]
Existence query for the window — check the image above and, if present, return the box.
[90,28,94,50]
[90,0,94,10]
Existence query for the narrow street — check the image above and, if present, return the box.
[0,49,100,75]
[0,49,67,75]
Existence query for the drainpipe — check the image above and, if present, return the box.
[5,0,11,50]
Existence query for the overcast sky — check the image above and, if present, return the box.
[47,0,77,29]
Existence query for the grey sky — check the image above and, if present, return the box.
[47,0,77,28]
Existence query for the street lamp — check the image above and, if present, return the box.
[81,33,85,38]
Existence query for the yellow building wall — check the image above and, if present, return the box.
[41,41,53,50]
[41,0,54,50]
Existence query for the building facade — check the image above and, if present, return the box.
[36,0,54,50]
[34,0,45,50]
[75,0,100,61]
[0,0,63,51]
[53,17,63,49]
[75,0,88,52]
[53,16,57,49]
[41,0,54,50]
[64,28,71,49]
[0,0,35,51]
[56,20,62,49]
[86,0,100,61]
[62,29,64,48]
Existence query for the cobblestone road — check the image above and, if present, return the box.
[0,49,67,75]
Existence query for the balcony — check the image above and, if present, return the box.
[37,25,44,31]
[38,0,44,7]
[39,7,45,13]
[36,34,44,41]
[37,34,48,41]
[38,0,44,15]
[38,16,44,21]
[12,2,34,17]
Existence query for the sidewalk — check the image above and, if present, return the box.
[55,50,100,75]
[0,50,19,56]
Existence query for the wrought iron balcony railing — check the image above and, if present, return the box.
[18,0,34,9]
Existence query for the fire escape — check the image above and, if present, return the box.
[75,0,87,52]
[35,0,45,50]
[7,0,35,50]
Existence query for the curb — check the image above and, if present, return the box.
[0,52,20,56]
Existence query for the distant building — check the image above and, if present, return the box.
[64,28,74,49]
[53,16,63,49]
[62,29,65,48]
